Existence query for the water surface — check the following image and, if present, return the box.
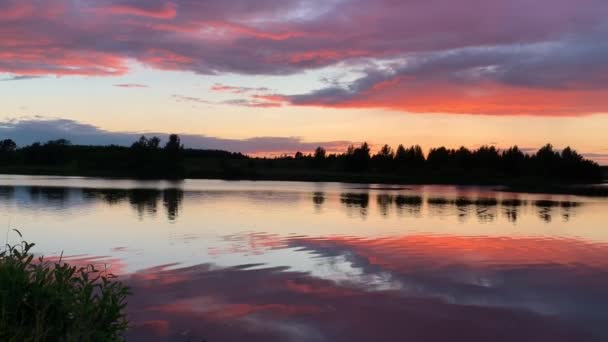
[1,175,607,341]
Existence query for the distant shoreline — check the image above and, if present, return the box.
[0,138,604,196]
[1,168,606,197]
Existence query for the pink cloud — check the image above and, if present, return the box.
[283,79,608,116]
[0,2,34,20]
[2,0,608,115]
[0,49,128,76]
[103,2,177,19]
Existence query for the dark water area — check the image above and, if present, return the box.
[1,175,607,341]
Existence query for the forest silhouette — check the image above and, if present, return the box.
[0,135,603,185]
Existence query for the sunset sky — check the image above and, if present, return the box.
[1,0,607,163]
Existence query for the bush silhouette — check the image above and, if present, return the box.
[0,231,130,341]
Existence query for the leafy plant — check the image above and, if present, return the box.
[0,230,130,342]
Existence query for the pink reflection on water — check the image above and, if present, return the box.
[118,233,608,341]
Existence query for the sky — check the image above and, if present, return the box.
[1,0,607,163]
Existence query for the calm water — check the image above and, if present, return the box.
[1,175,607,341]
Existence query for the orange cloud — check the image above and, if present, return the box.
[0,50,128,76]
[206,21,308,41]
[103,3,177,19]
[297,234,608,270]
[287,80,608,116]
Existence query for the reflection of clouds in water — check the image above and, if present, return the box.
[1,178,605,341]
[201,230,608,337]
[286,235,608,327]
[124,257,608,342]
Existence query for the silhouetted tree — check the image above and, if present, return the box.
[346,142,371,172]
[165,134,182,152]
[473,146,500,170]
[427,147,450,169]
[0,139,16,153]
[1,136,602,183]
[501,146,527,176]
[0,139,17,164]
[453,146,473,169]
[404,145,425,168]
[314,146,326,160]
[394,144,407,164]
[148,137,161,149]
[373,144,394,171]
[128,135,168,178]
[20,139,72,164]
[533,144,560,177]
[163,134,185,178]
[559,146,600,181]
[313,146,326,167]
[131,136,149,149]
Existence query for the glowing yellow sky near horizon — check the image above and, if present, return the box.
[1,65,607,163]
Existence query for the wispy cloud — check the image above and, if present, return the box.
[172,94,282,108]
[1,75,43,81]
[113,83,148,88]
[171,94,214,105]
[210,83,270,94]
[222,99,282,108]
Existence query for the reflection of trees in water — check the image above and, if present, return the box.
[163,189,183,221]
[129,189,161,218]
[326,191,582,224]
[0,186,85,211]
[534,200,580,223]
[2,184,587,225]
[534,200,558,223]
[395,195,423,217]
[426,197,537,223]
[454,198,472,222]
[0,186,15,200]
[28,186,70,205]
[340,193,369,218]
[376,194,394,217]
[84,188,183,221]
[560,201,580,222]
[427,197,451,217]
[474,198,498,223]
[83,189,128,205]
[312,192,325,210]
[501,199,526,223]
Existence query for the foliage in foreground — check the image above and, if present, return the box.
[0,231,130,342]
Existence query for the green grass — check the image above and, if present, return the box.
[0,230,130,342]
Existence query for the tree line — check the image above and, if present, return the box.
[287,142,602,182]
[0,135,186,179]
[0,136,602,183]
